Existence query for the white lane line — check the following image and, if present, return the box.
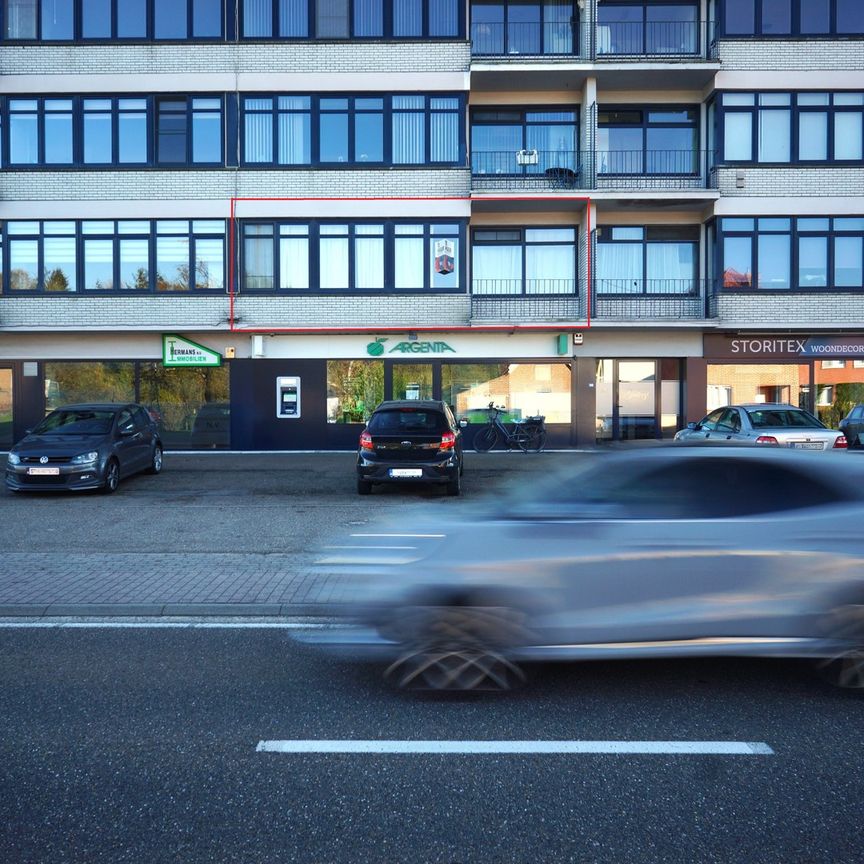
[349,533,445,538]
[0,621,334,629]
[256,740,774,755]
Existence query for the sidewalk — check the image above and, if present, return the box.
[0,450,594,617]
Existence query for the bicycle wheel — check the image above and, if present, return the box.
[474,425,498,453]
[510,425,533,453]
[527,428,547,453]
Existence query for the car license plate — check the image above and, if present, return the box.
[389,468,423,478]
[791,442,822,450]
[27,467,60,476]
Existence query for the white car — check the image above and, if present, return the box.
[306,448,864,692]
[674,403,847,451]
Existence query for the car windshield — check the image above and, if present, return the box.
[33,410,114,436]
[745,408,825,429]
[367,409,447,433]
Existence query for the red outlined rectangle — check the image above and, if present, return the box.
[228,195,591,333]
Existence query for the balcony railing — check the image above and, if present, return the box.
[592,279,709,320]
[471,150,716,191]
[472,278,578,296]
[470,20,716,60]
[471,295,583,322]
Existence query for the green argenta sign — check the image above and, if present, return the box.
[162,334,222,367]
[366,337,455,356]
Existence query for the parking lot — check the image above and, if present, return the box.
[0,450,585,615]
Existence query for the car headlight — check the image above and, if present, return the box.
[71,451,99,465]
[7,452,20,466]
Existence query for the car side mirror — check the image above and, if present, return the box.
[687,422,698,430]
[24,428,33,435]
[459,419,468,428]
[120,426,135,437]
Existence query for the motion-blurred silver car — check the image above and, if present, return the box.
[308,448,864,692]
[674,403,847,451]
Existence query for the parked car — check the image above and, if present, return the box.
[5,403,163,494]
[674,403,847,451]
[356,400,464,496]
[309,448,864,691]
[839,404,864,449]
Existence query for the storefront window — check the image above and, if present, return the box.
[706,363,809,411]
[44,362,135,410]
[327,360,384,423]
[392,364,433,400]
[442,362,571,424]
[139,364,230,449]
[0,369,13,448]
[813,361,864,429]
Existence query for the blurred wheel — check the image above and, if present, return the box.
[383,606,527,692]
[816,604,864,689]
[473,426,497,453]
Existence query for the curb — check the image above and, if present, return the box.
[0,602,350,618]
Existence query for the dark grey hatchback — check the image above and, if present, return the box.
[356,400,464,496]
[5,403,163,494]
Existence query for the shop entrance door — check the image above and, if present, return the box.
[388,363,438,401]
[595,359,659,441]
[0,368,13,448]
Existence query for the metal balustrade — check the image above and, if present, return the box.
[471,150,716,191]
[470,20,716,60]
[592,279,709,320]
[472,278,578,296]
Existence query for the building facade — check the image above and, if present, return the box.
[0,0,862,450]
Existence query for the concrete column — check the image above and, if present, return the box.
[574,357,597,447]
[684,356,708,423]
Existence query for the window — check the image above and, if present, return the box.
[469,0,576,55]
[157,97,222,165]
[470,108,577,177]
[715,216,864,291]
[596,225,698,294]
[596,2,698,55]
[242,0,461,38]
[327,361,384,424]
[4,0,223,40]
[719,92,863,164]
[598,107,698,174]
[4,95,220,167]
[472,227,576,295]
[1,220,225,294]
[240,221,464,292]
[720,0,863,35]
[241,94,461,166]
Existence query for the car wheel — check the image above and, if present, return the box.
[146,444,163,475]
[382,605,527,692]
[101,459,120,494]
[357,478,373,495]
[446,470,461,497]
[473,426,497,453]
[816,604,864,689]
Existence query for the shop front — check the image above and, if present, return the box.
[702,334,864,428]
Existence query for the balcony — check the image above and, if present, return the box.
[471,150,716,192]
[471,279,582,321]
[592,279,709,320]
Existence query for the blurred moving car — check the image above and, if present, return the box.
[674,403,847,451]
[356,400,464,496]
[310,448,864,691]
[839,404,864,449]
[6,403,163,493]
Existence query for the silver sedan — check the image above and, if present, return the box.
[306,448,864,692]
[674,403,847,451]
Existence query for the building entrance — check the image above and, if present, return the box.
[0,369,13,448]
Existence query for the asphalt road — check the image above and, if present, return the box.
[1,625,863,864]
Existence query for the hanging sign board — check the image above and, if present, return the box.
[162,334,223,367]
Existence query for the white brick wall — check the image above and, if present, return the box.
[715,40,864,71]
[714,167,864,197]
[0,42,471,77]
[715,295,864,328]
[0,294,472,330]
[0,169,472,202]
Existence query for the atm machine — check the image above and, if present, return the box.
[276,376,301,419]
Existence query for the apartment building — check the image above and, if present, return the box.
[0,0,862,450]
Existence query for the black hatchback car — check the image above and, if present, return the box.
[5,403,163,494]
[839,404,864,448]
[356,400,464,496]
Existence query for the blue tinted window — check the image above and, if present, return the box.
[193,0,222,36]
[192,99,222,162]
[157,100,188,163]
[118,100,148,163]
[44,100,73,164]
[41,0,74,39]
[354,0,383,35]
[83,99,113,163]
[724,0,754,33]
[837,0,864,33]
[155,0,188,38]
[320,111,349,162]
[799,0,829,32]
[117,0,147,36]
[761,0,791,34]
[429,0,459,35]
[6,0,37,39]
[244,0,272,35]
[394,0,423,34]
[317,0,349,36]
[279,0,308,35]
[9,101,38,164]
[81,0,110,37]
[355,112,384,163]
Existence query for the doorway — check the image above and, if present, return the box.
[0,368,13,448]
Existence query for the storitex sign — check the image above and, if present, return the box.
[162,334,222,367]
[366,337,456,356]
[705,334,864,360]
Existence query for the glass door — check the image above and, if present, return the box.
[391,363,435,401]
[595,358,660,440]
[0,369,13,448]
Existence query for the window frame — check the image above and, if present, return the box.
[238,219,467,294]
[717,0,864,37]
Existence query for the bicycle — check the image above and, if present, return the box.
[472,403,546,453]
